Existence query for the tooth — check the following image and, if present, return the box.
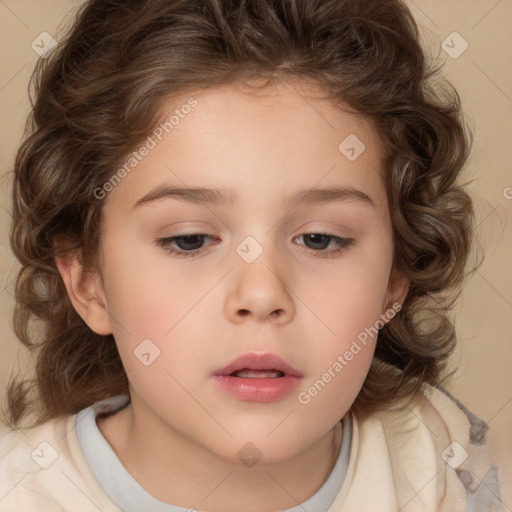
[234,369,283,378]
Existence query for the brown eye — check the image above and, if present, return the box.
[294,233,354,258]
[302,234,332,250]
[167,234,206,251]
[156,233,217,258]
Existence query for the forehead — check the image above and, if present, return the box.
[104,79,387,212]
[158,78,385,161]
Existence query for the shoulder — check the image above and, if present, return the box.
[0,417,68,511]
[336,386,504,512]
[420,386,505,509]
[0,413,120,512]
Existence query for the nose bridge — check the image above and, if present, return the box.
[226,232,295,322]
[235,233,286,290]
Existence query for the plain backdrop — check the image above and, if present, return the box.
[0,0,511,505]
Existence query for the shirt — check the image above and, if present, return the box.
[0,385,505,511]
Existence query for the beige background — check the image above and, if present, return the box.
[0,0,511,505]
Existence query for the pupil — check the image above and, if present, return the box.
[307,234,328,249]
[177,234,204,251]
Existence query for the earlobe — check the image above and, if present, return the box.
[55,249,113,336]
[382,266,410,313]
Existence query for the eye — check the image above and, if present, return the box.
[293,233,354,258]
[156,233,218,258]
[156,232,354,259]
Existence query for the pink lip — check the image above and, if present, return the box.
[213,352,303,377]
[212,352,303,403]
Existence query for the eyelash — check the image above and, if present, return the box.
[155,232,354,259]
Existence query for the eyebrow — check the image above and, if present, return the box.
[133,184,375,209]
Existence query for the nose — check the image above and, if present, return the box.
[224,246,296,325]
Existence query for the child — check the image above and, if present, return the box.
[0,0,505,510]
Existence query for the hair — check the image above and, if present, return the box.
[4,0,477,428]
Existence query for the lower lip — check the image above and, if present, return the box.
[212,375,302,402]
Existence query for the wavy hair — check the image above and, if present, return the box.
[5,0,477,427]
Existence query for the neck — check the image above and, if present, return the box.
[97,400,343,512]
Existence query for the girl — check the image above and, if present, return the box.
[0,0,505,510]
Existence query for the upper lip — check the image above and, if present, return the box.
[213,352,303,377]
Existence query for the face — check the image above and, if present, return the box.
[82,80,407,464]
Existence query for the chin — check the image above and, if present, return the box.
[207,430,315,468]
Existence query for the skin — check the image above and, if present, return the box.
[57,79,409,511]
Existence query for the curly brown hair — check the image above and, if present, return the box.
[4,0,477,428]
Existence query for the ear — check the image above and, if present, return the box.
[55,248,113,336]
[382,265,409,313]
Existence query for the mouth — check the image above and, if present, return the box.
[212,352,303,403]
[229,369,285,378]
[213,352,303,378]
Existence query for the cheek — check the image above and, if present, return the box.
[306,241,392,340]
[295,275,387,416]
[99,240,216,384]
[296,235,392,399]
[101,238,187,332]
